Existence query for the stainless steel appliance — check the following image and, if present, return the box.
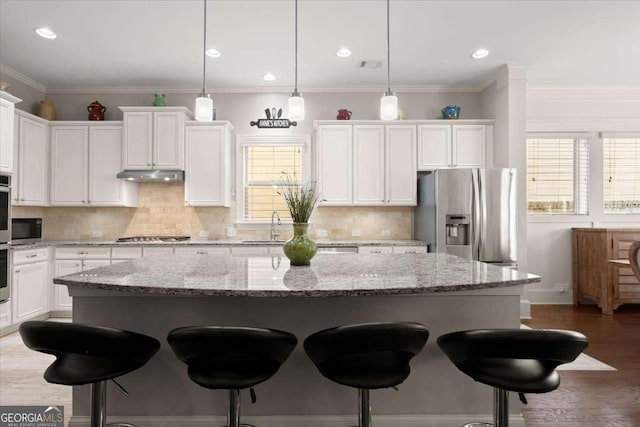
[11,218,42,244]
[414,168,517,267]
[0,173,10,302]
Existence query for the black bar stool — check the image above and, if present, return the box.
[167,326,297,427]
[437,328,588,427]
[304,322,429,427]
[19,321,160,427]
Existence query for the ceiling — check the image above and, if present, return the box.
[1,0,639,92]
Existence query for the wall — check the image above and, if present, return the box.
[13,183,413,241]
[0,69,46,114]
[526,87,640,304]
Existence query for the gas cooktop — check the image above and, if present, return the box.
[116,236,191,243]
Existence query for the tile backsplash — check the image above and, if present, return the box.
[12,183,413,241]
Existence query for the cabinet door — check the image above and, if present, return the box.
[12,261,49,323]
[386,125,417,205]
[317,125,352,205]
[0,98,15,173]
[417,125,451,170]
[185,126,229,206]
[353,125,385,205]
[452,125,485,168]
[17,116,48,205]
[123,112,153,169]
[51,126,88,206]
[54,260,82,310]
[89,126,124,206]
[154,112,184,169]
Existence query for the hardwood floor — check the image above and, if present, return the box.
[522,305,640,427]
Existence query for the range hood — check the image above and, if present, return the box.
[116,170,184,182]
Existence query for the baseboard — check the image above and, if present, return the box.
[528,289,574,305]
[0,312,50,337]
[69,413,525,427]
[49,310,72,318]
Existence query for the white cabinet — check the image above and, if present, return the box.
[14,112,49,206]
[175,246,231,255]
[51,124,137,207]
[53,248,111,311]
[317,125,353,205]
[317,123,416,206]
[418,123,490,170]
[142,246,174,256]
[121,107,191,170]
[0,302,11,329]
[231,246,269,256]
[11,247,50,324]
[353,125,385,205]
[359,246,393,254]
[393,246,427,254]
[0,91,21,174]
[185,123,232,207]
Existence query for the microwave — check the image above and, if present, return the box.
[11,218,42,244]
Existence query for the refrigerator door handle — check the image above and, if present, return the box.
[472,171,481,261]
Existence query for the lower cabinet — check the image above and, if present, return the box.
[53,258,110,311]
[12,261,49,323]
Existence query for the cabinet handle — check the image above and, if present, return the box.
[370,250,382,254]
[20,198,25,202]
[78,251,88,255]
[196,251,208,255]
[26,254,38,258]
[75,264,81,267]
[15,269,20,273]
[147,163,151,167]
[87,200,91,204]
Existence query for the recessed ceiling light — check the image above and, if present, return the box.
[336,47,352,58]
[35,27,57,40]
[471,48,490,59]
[263,73,276,81]
[205,48,221,58]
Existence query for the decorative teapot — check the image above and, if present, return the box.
[87,101,106,121]
[336,109,352,120]
[441,105,460,119]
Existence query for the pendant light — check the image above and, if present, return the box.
[195,0,213,121]
[380,0,398,120]
[288,0,305,121]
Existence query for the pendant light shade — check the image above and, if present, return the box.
[380,90,398,121]
[288,0,304,121]
[380,0,398,121]
[195,0,213,121]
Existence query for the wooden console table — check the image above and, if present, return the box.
[572,228,640,314]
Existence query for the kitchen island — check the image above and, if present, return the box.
[55,253,539,427]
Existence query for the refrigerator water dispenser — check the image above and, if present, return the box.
[445,214,470,246]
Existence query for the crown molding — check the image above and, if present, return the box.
[527,85,640,101]
[44,84,485,95]
[479,64,529,91]
[0,64,47,93]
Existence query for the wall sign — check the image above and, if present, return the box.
[250,107,297,128]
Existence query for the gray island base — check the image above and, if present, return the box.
[55,253,540,427]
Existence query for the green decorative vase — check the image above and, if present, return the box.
[283,223,317,266]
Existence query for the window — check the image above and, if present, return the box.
[603,137,640,214]
[237,135,310,222]
[526,136,589,214]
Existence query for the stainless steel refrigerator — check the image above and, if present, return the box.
[414,168,517,267]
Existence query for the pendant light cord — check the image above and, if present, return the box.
[202,0,207,95]
[294,0,298,92]
[386,0,391,93]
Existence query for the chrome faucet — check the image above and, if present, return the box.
[271,211,282,241]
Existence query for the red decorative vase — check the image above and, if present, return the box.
[337,109,352,120]
[87,101,106,121]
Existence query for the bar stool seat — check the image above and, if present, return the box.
[20,321,160,427]
[167,326,297,427]
[437,328,588,427]
[304,322,429,427]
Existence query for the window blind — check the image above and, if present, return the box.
[603,137,640,214]
[526,138,589,214]
[244,145,304,221]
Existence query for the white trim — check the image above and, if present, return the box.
[0,64,47,93]
[528,86,640,101]
[313,119,495,128]
[0,90,22,104]
[45,85,487,95]
[69,414,526,427]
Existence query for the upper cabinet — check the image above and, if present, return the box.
[418,122,493,170]
[184,122,233,207]
[120,107,192,170]
[50,123,137,207]
[14,111,49,206]
[316,122,417,206]
[0,91,22,174]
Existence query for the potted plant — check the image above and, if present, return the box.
[278,174,319,266]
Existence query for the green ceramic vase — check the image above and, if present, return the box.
[283,223,317,266]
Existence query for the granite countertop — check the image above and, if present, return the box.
[54,253,539,297]
[11,239,426,250]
